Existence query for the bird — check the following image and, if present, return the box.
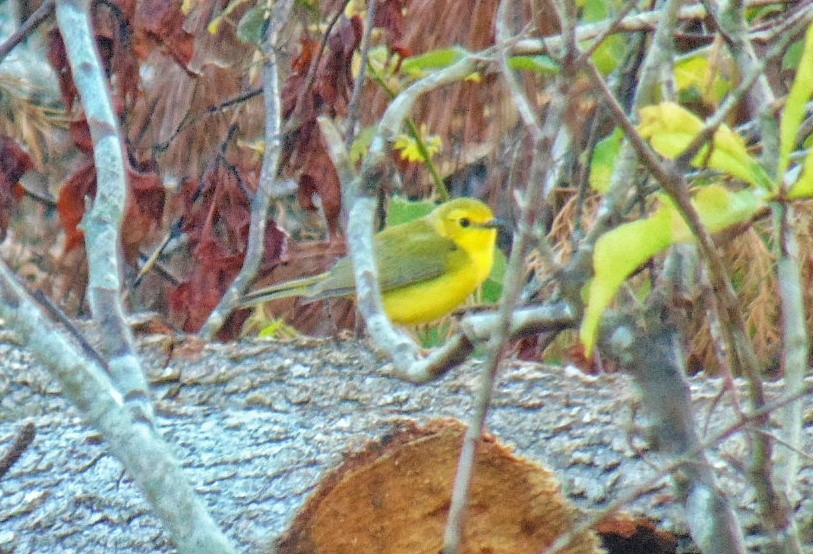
[239,197,501,325]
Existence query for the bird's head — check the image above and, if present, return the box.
[430,198,502,261]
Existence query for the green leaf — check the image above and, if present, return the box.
[349,125,377,163]
[669,185,763,241]
[779,23,813,178]
[788,147,813,199]
[589,127,623,193]
[578,0,625,73]
[481,248,506,304]
[385,196,435,227]
[674,53,732,108]
[590,34,625,75]
[507,55,559,73]
[639,102,771,189]
[400,46,470,77]
[258,318,298,339]
[580,208,673,353]
[782,39,804,72]
[236,6,267,44]
[416,322,451,348]
[580,185,764,352]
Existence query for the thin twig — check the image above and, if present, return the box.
[574,0,639,64]
[0,422,35,480]
[344,0,377,145]
[544,382,813,553]
[0,0,55,63]
[284,0,352,133]
[441,1,570,549]
[199,0,296,339]
[153,87,262,153]
[512,0,795,56]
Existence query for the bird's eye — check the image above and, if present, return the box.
[459,217,471,228]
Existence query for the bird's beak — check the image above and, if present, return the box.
[477,218,508,230]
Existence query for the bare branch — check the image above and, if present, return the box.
[200,0,296,339]
[0,0,54,63]
[0,260,236,553]
[442,2,573,548]
[0,422,35,480]
[55,0,151,417]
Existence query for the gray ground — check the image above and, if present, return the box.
[0,329,811,553]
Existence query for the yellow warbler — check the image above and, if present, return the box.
[240,198,501,324]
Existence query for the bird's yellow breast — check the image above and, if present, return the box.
[382,256,484,324]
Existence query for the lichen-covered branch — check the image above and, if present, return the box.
[54,0,150,417]
[0,260,236,553]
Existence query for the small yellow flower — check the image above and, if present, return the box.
[393,125,442,163]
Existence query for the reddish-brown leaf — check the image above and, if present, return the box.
[374,0,406,45]
[122,157,166,262]
[56,159,96,253]
[296,133,343,238]
[170,239,243,332]
[170,163,287,335]
[282,18,362,235]
[0,136,33,240]
[283,37,321,119]
[133,0,195,69]
[69,120,94,154]
[46,29,76,109]
[292,36,320,75]
[320,15,362,111]
[57,154,166,261]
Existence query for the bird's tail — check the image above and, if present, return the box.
[238,273,327,308]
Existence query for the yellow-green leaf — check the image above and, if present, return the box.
[349,125,376,163]
[674,51,732,108]
[668,184,763,242]
[589,128,623,193]
[258,318,299,339]
[400,46,470,78]
[580,207,672,352]
[639,102,703,154]
[779,23,813,178]
[788,147,813,199]
[508,55,560,74]
[639,102,770,188]
[580,184,764,352]
[590,34,625,75]
[580,0,625,74]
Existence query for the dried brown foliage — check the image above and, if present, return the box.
[32,0,286,332]
[168,161,287,336]
[2,0,808,361]
[282,17,363,237]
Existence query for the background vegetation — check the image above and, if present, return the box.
[0,0,812,552]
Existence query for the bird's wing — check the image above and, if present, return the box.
[309,257,356,299]
[374,224,458,291]
[310,222,459,299]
